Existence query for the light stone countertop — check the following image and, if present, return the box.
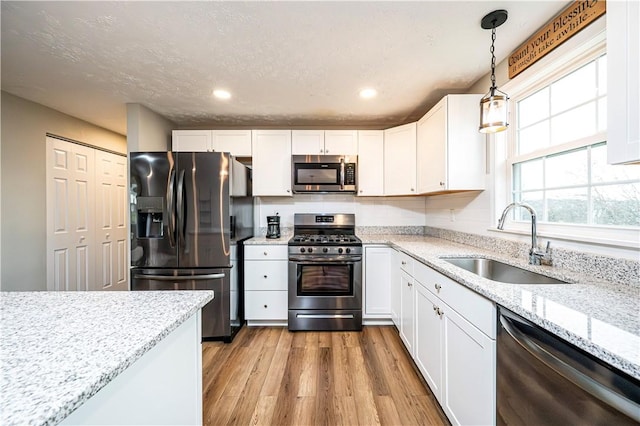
[0,290,214,426]
[245,233,640,380]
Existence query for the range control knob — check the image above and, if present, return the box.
[346,248,351,254]
[323,247,328,253]
[300,248,305,253]
[308,248,313,253]
[338,248,344,254]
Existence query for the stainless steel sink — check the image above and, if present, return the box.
[441,257,569,284]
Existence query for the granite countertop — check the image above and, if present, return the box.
[245,231,293,245]
[361,234,640,381]
[0,290,214,426]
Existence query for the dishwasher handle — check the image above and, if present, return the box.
[500,313,640,422]
[133,273,225,281]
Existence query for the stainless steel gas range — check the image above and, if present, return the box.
[288,213,363,331]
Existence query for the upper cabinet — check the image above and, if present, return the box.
[291,130,358,155]
[251,130,292,196]
[172,130,252,157]
[384,122,417,195]
[416,95,485,194]
[607,1,640,164]
[357,130,384,196]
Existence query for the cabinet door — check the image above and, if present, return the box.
[442,304,496,426]
[172,130,212,152]
[324,130,358,155]
[292,130,324,155]
[607,0,640,164]
[417,100,446,193]
[390,250,401,327]
[384,122,417,195]
[415,281,443,402]
[212,130,252,156]
[251,130,292,196]
[245,290,288,320]
[357,130,384,196]
[399,269,415,355]
[363,246,392,318]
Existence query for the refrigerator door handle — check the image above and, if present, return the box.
[167,167,176,248]
[133,273,226,281]
[177,169,186,246]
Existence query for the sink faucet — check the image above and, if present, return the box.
[497,202,551,265]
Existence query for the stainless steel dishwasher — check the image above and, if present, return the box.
[497,306,640,425]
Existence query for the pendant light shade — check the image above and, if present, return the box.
[479,10,509,134]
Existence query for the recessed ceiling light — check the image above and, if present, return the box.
[359,88,377,99]
[213,89,231,100]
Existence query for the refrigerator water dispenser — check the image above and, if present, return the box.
[136,197,164,238]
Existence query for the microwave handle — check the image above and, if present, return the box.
[340,158,345,190]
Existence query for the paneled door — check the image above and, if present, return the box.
[46,136,128,292]
[95,150,128,291]
[46,137,95,291]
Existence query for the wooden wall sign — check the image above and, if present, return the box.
[508,0,606,79]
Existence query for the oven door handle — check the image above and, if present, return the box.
[289,256,362,263]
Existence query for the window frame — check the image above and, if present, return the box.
[494,28,639,249]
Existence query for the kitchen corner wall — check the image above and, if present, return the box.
[255,195,426,232]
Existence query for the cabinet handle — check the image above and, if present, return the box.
[439,181,445,186]
[263,304,268,308]
[401,261,407,265]
[263,275,268,279]
[325,149,329,153]
[286,189,291,193]
[433,305,438,311]
[437,307,444,317]
[411,188,415,192]
[434,283,441,292]
[264,252,268,256]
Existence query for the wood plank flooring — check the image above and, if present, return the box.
[202,326,449,426]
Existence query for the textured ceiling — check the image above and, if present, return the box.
[1,1,569,135]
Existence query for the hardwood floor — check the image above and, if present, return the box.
[202,326,449,425]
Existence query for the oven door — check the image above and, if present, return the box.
[288,256,362,310]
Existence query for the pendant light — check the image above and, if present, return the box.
[479,10,509,133]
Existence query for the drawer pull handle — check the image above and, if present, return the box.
[263,275,268,278]
[434,283,442,291]
[263,304,268,308]
[264,252,268,256]
[401,261,407,265]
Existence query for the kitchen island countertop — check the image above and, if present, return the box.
[0,290,214,426]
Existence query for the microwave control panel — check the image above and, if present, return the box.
[345,163,356,185]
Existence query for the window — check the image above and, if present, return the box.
[508,54,640,229]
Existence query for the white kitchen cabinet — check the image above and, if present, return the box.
[172,130,252,156]
[251,130,292,196]
[413,262,496,426]
[384,122,417,195]
[363,246,392,321]
[357,130,384,196]
[416,94,485,194]
[244,245,288,323]
[607,0,640,164]
[399,269,415,356]
[292,130,358,155]
[390,250,401,327]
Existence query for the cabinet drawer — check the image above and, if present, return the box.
[244,260,288,290]
[398,251,414,276]
[245,290,288,320]
[245,245,288,260]
[414,262,495,338]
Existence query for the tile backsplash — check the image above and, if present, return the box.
[255,195,427,228]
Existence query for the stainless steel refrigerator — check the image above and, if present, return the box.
[130,151,253,341]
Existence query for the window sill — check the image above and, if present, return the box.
[487,226,640,250]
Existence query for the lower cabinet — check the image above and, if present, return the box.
[363,245,393,321]
[244,245,289,324]
[393,249,496,426]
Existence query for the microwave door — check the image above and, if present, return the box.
[130,152,178,268]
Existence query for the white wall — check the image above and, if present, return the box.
[126,103,175,152]
[256,195,426,231]
[1,92,127,291]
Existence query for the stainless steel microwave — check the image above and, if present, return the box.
[292,155,357,193]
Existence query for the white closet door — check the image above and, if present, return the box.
[95,150,128,291]
[46,137,95,291]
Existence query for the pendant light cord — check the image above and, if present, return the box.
[490,25,497,95]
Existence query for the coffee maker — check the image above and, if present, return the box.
[266,215,280,239]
